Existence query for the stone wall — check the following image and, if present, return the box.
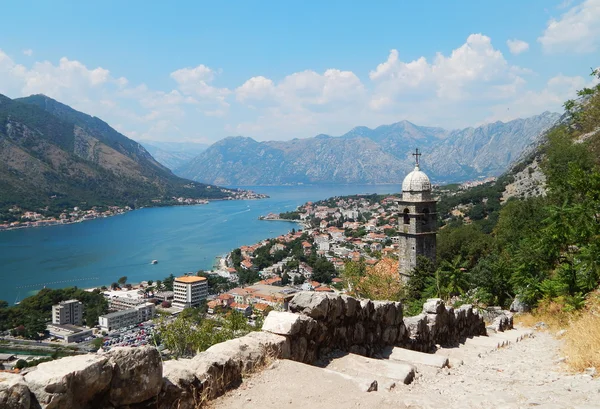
[1,292,499,409]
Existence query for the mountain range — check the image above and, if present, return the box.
[141,141,208,171]
[175,112,561,185]
[0,94,235,213]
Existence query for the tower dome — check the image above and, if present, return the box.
[402,165,431,192]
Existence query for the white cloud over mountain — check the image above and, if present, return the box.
[0,5,596,145]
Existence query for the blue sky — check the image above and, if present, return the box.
[1,0,599,144]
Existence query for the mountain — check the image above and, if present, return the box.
[141,141,208,171]
[177,112,561,185]
[0,94,235,212]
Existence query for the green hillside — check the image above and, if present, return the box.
[0,94,234,219]
[416,68,600,312]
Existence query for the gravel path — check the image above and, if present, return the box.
[211,330,600,409]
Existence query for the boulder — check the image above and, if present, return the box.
[24,354,112,409]
[262,311,306,336]
[423,298,445,314]
[108,346,162,406]
[0,373,30,409]
[160,359,200,409]
[288,292,330,320]
[510,295,531,313]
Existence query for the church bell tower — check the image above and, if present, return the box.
[398,149,437,279]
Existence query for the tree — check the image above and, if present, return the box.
[117,276,127,286]
[281,272,290,285]
[435,255,469,299]
[148,280,154,286]
[15,359,28,369]
[311,257,335,284]
[293,275,305,285]
[91,337,104,350]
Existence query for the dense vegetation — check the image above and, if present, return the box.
[0,287,108,339]
[0,94,232,218]
[156,308,262,358]
[230,233,337,285]
[406,68,600,313]
[345,68,600,316]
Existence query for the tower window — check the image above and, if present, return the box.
[403,208,410,225]
[422,208,429,225]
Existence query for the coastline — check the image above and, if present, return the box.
[0,194,269,233]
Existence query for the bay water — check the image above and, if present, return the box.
[0,185,402,304]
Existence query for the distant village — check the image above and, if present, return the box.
[0,189,267,231]
[203,194,411,313]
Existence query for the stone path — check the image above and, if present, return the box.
[211,328,600,409]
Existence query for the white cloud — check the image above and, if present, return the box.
[235,76,276,102]
[506,39,530,55]
[367,34,525,115]
[538,0,600,53]
[22,49,33,56]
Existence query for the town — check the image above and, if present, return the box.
[0,188,267,231]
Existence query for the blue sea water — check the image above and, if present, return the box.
[0,185,402,304]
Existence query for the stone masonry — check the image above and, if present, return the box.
[0,292,500,409]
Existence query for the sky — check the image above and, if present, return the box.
[1,0,599,145]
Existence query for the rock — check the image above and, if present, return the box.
[108,346,163,406]
[262,311,306,336]
[423,299,445,314]
[556,329,567,337]
[0,373,30,409]
[24,354,112,409]
[289,292,330,320]
[160,359,200,409]
[585,367,597,376]
[510,295,531,313]
[535,321,548,330]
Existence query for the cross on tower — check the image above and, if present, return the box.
[412,148,421,166]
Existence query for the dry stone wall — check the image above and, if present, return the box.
[0,292,502,409]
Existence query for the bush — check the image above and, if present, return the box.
[15,359,27,369]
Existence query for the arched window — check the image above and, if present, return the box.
[403,208,410,225]
[422,208,429,225]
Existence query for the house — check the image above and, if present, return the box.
[315,286,334,293]
[241,259,254,270]
[217,293,235,307]
[230,303,253,317]
[370,242,383,252]
[206,300,220,314]
[228,288,250,305]
[318,241,330,251]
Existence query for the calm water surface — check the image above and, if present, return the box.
[0,185,402,303]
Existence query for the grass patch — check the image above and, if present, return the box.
[515,290,600,375]
[562,290,600,374]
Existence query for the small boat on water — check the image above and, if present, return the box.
[151,260,158,265]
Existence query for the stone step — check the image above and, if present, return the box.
[463,335,510,350]
[487,329,534,343]
[324,352,416,387]
[379,346,449,368]
[319,367,379,392]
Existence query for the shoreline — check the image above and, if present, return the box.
[0,195,269,233]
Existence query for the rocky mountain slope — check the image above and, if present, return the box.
[177,112,560,185]
[0,94,234,212]
[141,141,208,171]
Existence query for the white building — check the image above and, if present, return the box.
[52,299,83,326]
[109,296,147,311]
[173,276,208,309]
[98,302,155,332]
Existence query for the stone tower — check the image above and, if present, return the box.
[398,149,437,279]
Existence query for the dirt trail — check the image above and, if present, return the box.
[211,330,600,409]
